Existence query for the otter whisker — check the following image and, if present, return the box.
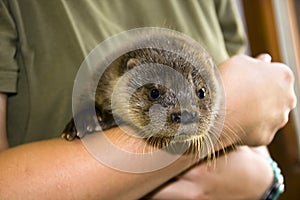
[62,28,225,165]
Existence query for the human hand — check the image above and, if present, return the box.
[147,146,274,200]
[219,54,296,146]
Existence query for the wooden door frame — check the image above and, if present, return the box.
[242,0,300,199]
[242,0,300,163]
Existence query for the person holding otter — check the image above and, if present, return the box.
[0,0,296,199]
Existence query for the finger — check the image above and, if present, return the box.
[285,68,297,109]
[279,63,297,109]
[290,88,297,109]
[256,53,272,63]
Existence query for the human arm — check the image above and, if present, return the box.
[0,0,18,151]
[0,93,9,151]
[0,54,296,199]
[146,54,295,200]
[218,54,296,146]
[0,134,274,200]
[0,128,196,200]
[147,146,274,200]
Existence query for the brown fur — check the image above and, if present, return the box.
[62,31,224,158]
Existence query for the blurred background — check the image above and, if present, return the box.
[237,0,300,199]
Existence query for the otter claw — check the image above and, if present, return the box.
[61,132,76,141]
[61,108,107,141]
[61,118,78,141]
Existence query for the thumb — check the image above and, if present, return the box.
[256,53,272,63]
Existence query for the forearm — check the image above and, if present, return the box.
[0,53,294,199]
[216,146,274,199]
[0,127,194,200]
[206,146,273,199]
[147,145,274,200]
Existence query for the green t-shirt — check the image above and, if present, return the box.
[0,0,246,147]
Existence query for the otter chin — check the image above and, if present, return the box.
[61,28,225,158]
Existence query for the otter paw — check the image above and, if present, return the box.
[61,118,78,141]
[61,118,77,141]
[61,108,105,141]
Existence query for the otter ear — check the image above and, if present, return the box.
[126,58,141,70]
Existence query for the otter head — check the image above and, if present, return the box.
[110,48,223,155]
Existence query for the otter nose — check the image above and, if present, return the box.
[170,111,198,124]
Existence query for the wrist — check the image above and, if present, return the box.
[261,157,285,200]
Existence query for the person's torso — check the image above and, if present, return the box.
[6,0,244,146]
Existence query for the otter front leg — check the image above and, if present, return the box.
[61,108,113,141]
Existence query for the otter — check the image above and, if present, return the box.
[61,28,224,157]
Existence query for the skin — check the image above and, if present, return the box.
[219,54,296,146]
[0,93,8,152]
[0,131,196,200]
[0,54,296,199]
[149,146,273,200]
[149,54,277,200]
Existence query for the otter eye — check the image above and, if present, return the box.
[197,87,206,99]
[149,88,161,100]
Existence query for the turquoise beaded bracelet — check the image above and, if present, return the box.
[261,157,285,200]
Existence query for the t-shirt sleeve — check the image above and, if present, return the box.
[0,0,19,93]
[214,0,247,56]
